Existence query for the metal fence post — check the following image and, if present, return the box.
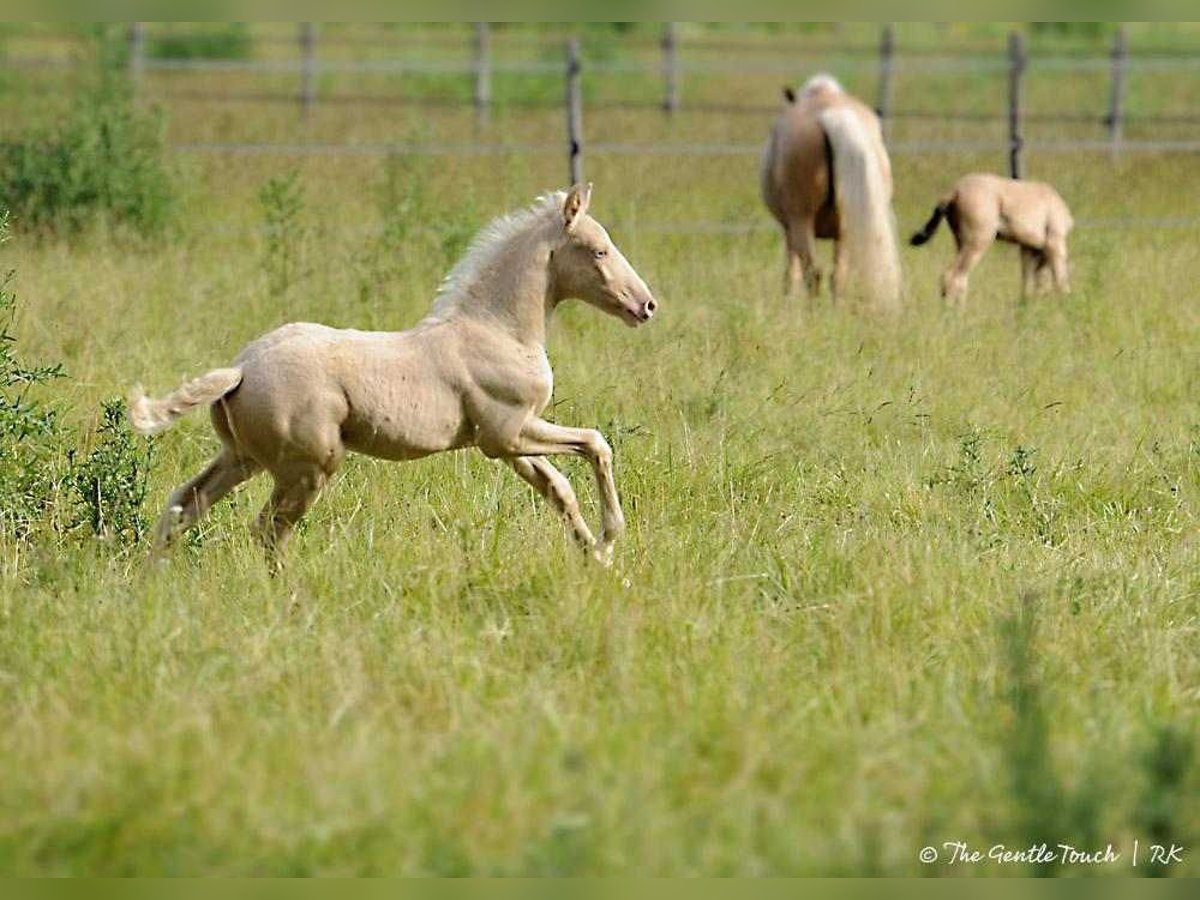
[473,23,491,122]
[1008,30,1026,179]
[128,22,145,88]
[877,24,895,138]
[299,23,317,118]
[1107,24,1129,160]
[566,37,583,184]
[662,23,680,114]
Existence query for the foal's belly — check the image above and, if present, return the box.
[340,380,473,461]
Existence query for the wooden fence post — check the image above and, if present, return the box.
[662,23,680,114]
[1007,30,1026,179]
[473,23,491,121]
[877,24,895,138]
[299,23,317,118]
[128,22,145,88]
[566,37,583,185]
[1107,24,1128,159]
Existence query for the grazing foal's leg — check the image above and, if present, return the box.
[1020,246,1041,298]
[1045,235,1071,294]
[152,451,260,554]
[941,239,988,303]
[508,456,597,549]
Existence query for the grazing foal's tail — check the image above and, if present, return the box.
[817,105,902,308]
[128,367,243,436]
[910,201,951,246]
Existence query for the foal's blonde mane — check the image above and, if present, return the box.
[431,190,566,315]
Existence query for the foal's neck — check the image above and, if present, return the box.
[450,229,554,348]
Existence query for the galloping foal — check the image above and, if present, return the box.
[129,184,658,569]
[761,74,902,310]
[910,172,1074,301]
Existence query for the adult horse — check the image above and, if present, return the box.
[129,184,657,569]
[761,74,902,309]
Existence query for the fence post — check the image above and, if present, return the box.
[299,23,317,118]
[877,24,896,138]
[566,37,583,185]
[473,23,491,122]
[1107,24,1128,160]
[128,22,145,88]
[662,23,680,114]
[1007,30,1026,179]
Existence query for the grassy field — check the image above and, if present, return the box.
[1,23,1198,876]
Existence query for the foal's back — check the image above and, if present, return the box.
[955,173,1073,249]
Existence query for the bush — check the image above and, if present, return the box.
[0,84,176,237]
[259,169,307,298]
[149,25,253,61]
[70,399,155,545]
[0,212,67,538]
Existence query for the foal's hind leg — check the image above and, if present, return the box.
[941,239,989,303]
[254,463,330,571]
[1045,235,1071,294]
[508,456,597,550]
[152,451,261,554]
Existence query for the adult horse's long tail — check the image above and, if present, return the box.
[128,367,243,436]
[817,105,902,309]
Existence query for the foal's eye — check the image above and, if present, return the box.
[592,248,607,259]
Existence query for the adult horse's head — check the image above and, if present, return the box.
[549,183,658,327]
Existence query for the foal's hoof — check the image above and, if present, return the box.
[591,543,615,568]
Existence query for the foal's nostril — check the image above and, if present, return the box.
[645,298,657,314]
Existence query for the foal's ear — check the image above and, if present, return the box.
[562,182,592,233]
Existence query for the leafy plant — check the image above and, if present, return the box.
[70,399,154,545]
[0,212,66,538]
[149,25,253,61]
[0,83,176,237]
[259,170,306,298]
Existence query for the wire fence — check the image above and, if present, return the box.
[6,23,1200,234]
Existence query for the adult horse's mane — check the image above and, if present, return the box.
[432,190,567,315]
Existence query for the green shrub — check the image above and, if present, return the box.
[259,169,307,298]
[0,84,176,237]
[149,25,253,61]
[0,212,66,538]
[70,399,155,546]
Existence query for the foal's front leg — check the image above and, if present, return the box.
[499,417,626,563]
[508,456,597,550]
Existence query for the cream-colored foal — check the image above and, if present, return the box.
[130,184,658,568]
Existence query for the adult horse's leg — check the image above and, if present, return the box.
[1045,237,1071,294]
[508,456,597,549]
[492,418,624,563]
[831,238,848,304]
[152,451,261,555]
[785,219,820,298]
[255,462,331,571]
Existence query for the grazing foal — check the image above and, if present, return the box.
[910,172,1074,301]
[130,184,658,568]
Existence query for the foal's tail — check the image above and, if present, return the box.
[910,199,952,247]
[817,105,902,309]
[128,367,243,436]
